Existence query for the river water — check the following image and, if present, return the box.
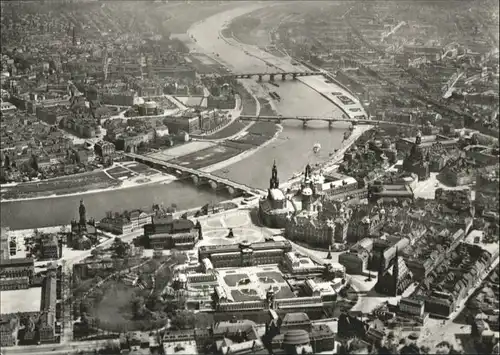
[1,3,348,230]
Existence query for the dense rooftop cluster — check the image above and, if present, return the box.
[273,1,499,136]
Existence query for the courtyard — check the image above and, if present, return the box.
[218,265,296,302]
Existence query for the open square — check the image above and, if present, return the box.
[0,287,42,315]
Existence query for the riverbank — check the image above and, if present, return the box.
[2,3,357,229]
[281,124,373,189]
[1,172,177,204]
[202,124,284,174]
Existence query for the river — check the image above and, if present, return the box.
[1,3,349,230]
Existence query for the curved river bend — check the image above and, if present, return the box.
[1,3,349,229]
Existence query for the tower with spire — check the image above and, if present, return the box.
[392,247,400,297]
[78,199,87,231]
[259,160,289,228]
[269,160,279,189]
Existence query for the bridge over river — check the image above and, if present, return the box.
[200,70,322,81]
[239,115,420,128]
[125,153,265,197]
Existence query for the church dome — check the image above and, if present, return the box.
[269,188,285,201]
[143,101,158,109]
[302,187,313,196]
[283,329,310,346]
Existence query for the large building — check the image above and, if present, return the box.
[475,164,499,216]
[144,216,201,250]
[198,240,293,268]
[401,132,430,181]
[0,317,18,347]
[260,161,358,237]
[397,134,458,155]
[0,258,34,282]
[40,234,61,260]
[115,130,154,153]
[375,248,413,296]
[99,209,154,235]
[163,113,200,134]
[267,312,336,354]
[367,182,414,204]
[284,203,352,247]
[39,272,57,343]
[1,227,9,261]
[338,238,374,274]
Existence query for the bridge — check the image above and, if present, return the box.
[239,115,420,128]
[201,71,322,81]
[125,153,264,197]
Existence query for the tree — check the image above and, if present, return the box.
[30,154,39,172]
[115,243,128,258]
[131,296,145,319]
[99,340,120,354]
[170,310,196,330]
[4,155,10,169]
[80,299,91,315]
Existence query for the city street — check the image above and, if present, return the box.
[3,340,118,355]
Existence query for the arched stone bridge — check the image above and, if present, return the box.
[239,115,420,128]
[124,153,265,197]
[201,71,322,81]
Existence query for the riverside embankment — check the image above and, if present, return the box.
[2,2,358,230]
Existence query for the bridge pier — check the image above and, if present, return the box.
[227,186,236,196]
[191,175,200,185]
[329,121,333,129]
[209,180,218,190]
[281,74,286,81]
[258,75,263,82]
[302,121,308,128]
[269,74,275,82]
[292,74,297,80]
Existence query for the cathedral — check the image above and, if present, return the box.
[375,247,413,296]
[69,199,98,250]
[402,131,430,181]
[259,161,293,228]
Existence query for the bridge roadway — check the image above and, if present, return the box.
[239,114,420,128]
[201,70,322,80]
[125,152,264,197]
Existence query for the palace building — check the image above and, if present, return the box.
[198,240,293,268]
[144,216,201,250]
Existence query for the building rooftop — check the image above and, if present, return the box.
[282,312,310,325]
[0,287,42,315]
[163,341,198,355]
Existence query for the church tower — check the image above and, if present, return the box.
[393,247,400,297]
[304,164,312,182]
[415,130,422,145]
[269,160,279,189]
[79,200,87,229]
